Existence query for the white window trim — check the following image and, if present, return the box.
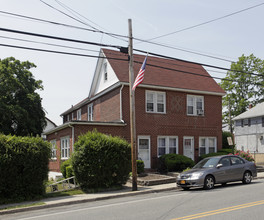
[72,112,74,120]
[145,90,166,114]
[77,109,82,120]
[157,136,178,157]
[50,139,57,160]
[61,136,70,160]
[199,137,217,156]
[187,95,204,116]
[88,104,93,121]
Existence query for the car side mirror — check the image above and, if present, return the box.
[216,164,223,169]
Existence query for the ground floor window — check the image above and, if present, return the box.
[61,136,70,159]
[50,139,57,159]
[157,136,178,157]
[199,137,217,156]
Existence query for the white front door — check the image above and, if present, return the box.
[183,136,194,160]
[138,136,151,168]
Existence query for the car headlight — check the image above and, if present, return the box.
[190,173,203,180]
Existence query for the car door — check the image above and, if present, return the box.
[214,157,232,183]
[230,156,245,180]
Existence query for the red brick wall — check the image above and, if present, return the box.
[47,85,222,171]
[93,88,120,122]
[121,86,222,166]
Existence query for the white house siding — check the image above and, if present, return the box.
[234,116,264,153]
[94,59,119,95]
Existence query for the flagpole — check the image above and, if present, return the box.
[128,19,137,191]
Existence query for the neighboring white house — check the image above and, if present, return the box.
[233,102,264,153]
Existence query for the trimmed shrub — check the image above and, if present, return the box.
[198,149,233,161]
[158,154,195,173]
[0,135,51,203]
[61,159,72,178]
[232,150,254,162]
[137,160,145,174]
[66,166,74,178]
[72,131,131,191]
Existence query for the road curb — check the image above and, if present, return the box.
[0,186,177,215]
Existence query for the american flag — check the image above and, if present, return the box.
[132,55,148,91]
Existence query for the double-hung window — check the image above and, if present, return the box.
[199,137,216,156]
[50,140,57,159]
[157,136,178,157]
[187,95,204,116]
[61,136,70,159]
[88,104,93,121]
[146,91,166,113]
[77,109,81,120]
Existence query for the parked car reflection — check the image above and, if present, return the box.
[176,155,257,190]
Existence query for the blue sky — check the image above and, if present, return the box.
[0,0,263,125]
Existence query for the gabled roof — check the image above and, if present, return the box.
[62,49,225,117]
[102,49,225,95]
[233,102,264,120]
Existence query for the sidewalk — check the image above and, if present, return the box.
[1,172,264,215]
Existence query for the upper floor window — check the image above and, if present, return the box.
[88,104,93,121]
[104,62,107,81]
[67,114,70,122]
[72,112,74,120]
[61,136,70,160]
[244,118,251,127]
[262,117,264,127]
[187,95,204,116]
[77,109,81,120]
[158,136,178,157]
[199,137,216,156]
[50,140,57,159]
[146,91,166,113]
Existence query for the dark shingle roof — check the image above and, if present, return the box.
[103,49,225,94]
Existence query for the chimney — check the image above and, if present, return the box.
[249,104,253,109]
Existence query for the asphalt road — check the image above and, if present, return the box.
[4,179,264,220]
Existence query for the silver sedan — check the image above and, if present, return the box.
[176,155,257,190]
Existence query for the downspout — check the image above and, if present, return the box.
[69,124,74,153]
[120,84,124,123]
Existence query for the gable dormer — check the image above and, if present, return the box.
[89,49,119,98]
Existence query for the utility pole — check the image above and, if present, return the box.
[128,19,137,191]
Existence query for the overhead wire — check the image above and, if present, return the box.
[0,9,233,63]
[41,0,127,42]
[0,35,100,53]
[142,2,264,42]
[0,41,260,85]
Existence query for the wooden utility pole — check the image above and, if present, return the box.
[228,100,234,154]
[128,19,137,191]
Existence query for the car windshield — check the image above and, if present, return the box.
[193,157,219,168]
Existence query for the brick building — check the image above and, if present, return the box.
[45,49,225,172]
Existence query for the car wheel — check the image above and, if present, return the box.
[182,187,189,191]
[204,175,215,190]
[242,171,252,184]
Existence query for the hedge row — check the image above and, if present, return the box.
[0,135,51,203]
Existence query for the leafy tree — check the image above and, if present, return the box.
[220,54,264,126]
[0,57,46,136]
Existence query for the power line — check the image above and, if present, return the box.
[0,43,128,61]
[41,0,127,42]
[0,27,122,49]
[144,2,264,41]
[0,10,128,39]
[0,35,100,53]
[133,49,264,77]
[0,10,234,63]
[0,42,259,85]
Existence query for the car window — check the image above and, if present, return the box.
[231,156,244,165]
[193,157,219,168]
[219,157,231,167]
